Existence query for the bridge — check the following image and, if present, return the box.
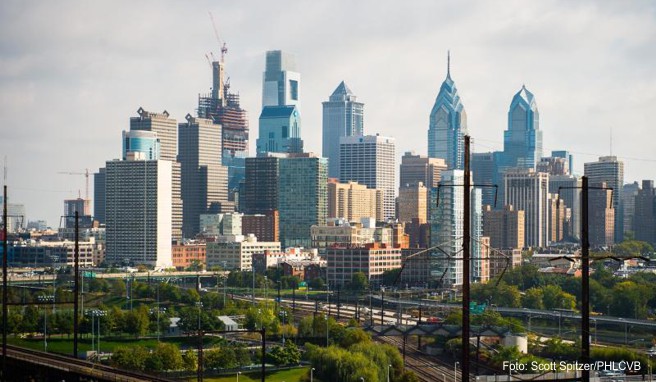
[3,345,174,381]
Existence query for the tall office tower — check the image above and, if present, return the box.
[242,154,284,214]
[482,205,525,250]
[63,198,92,228]
[105,158,172,267]
[94,168,106,224]
[589,182,615,247]
[551,150,574,175]
[122,130,160,160]
[278,154,327,248]
[634,180,656,245]
[130,107,182,241]
[622,181,640,236]
[504,169,549,248]
[399,151,447,189]
[584,156,624,242]
[430,170,482,286]
[257,50,303,154]
[322,81,364,178]
[471,152,496,207]
[178,114,231,238]
[536,156,569,176]
[502,85,542,169]
[198,58,250,195]
[327,180,383,222]
[397,182,428,224]
[549,175,581,240]
[339,135,396,219]
[428,53,468,169]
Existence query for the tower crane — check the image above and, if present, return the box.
[57,169,90,200]
[208,10,228,62]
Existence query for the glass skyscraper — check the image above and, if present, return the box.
[428,53,468,170]
[122,130,160,160]
[501,85,542,169]
[322,81,364,178]
[257,50,304,154]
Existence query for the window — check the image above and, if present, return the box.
[289,80,298,101]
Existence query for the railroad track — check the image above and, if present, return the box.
[6,345,174,382]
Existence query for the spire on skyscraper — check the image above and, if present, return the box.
[447,50,451,79]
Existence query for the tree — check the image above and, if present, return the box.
[124,305,150,337]
[348,272,369,292]
[111,346,149,371]
[268,341,301,365]
[182,350,198,372]
[152,342,183,371]
[521,288,544,309]
[205,346,237,369]
[110,279,126,297]
[340,328,371,348]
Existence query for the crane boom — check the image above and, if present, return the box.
[57,169,90,200]
[208,10,228,62]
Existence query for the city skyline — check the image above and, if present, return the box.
[2,0,656,226]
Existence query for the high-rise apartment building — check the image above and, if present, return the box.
[130,107,182,241]
[397,182,428,224]
[256,51,303,154]
[63,198,92,228]
[584,156,624,242]
[504,169,549,248]
[327,180,383,222]
[339,135,396,219]
[589,182,614,247]
[482,205,525,250]
[278,154,327,248]
[104,159,172,267]
[399,151,446,189]
[428,53,467,170]
[322,81,364,178]
[430,170,483,285]
[634,180,656,246]
[197,58,249,194]
[548,194,566,244]
[178,114,230,238]
[551,150,574,175]
[326,244,401,288]
[536,156,568,176]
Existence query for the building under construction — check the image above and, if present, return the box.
[198,60,249,194]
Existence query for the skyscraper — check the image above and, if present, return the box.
[278,154,327,248]
[502,85,542,169]
[399,151,446,189]
[430,170,483,285]
[428,53,467,169]
[130,107,182,241]
[93,168,106,224]
[178,114,230,238]
[197,58,249,195]
[584,156,624,242]
[327,180,383,222]
[339,135,396,220]
[622,181,640,236]
[589,182,614,247]
[549,175,581,240]
[504,169,549,248]
[322,81,364,178]
[634,180,656,246]
[257,50,303,155]
[471,152,496,208]
[122,130,160,160]
[105,158,172,267]
[242,154,284,214]
[397,182,428,224]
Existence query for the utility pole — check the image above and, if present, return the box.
[2,183,7,381]
[73,211,80,358]
[462,135,471,382]
[581,176,590,382]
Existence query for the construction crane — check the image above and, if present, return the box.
[57,169,90,200]
[208,10,228,62]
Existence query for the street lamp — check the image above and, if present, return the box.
[236,371,241,382]
[38,295,54,352]
[454,361,459,382]
[311,367,315,382]
[387,364,392,382]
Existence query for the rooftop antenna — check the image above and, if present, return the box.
[447,50,451,78]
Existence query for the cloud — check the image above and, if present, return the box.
[1,0,655,226]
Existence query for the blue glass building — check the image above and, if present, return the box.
[122,130,160,160]
[428,53,468,170]
[256,106,303,154]
[501,85,542,169]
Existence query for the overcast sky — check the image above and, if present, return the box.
[1,0,655,227]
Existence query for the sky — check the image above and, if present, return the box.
[1,0,656,227]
